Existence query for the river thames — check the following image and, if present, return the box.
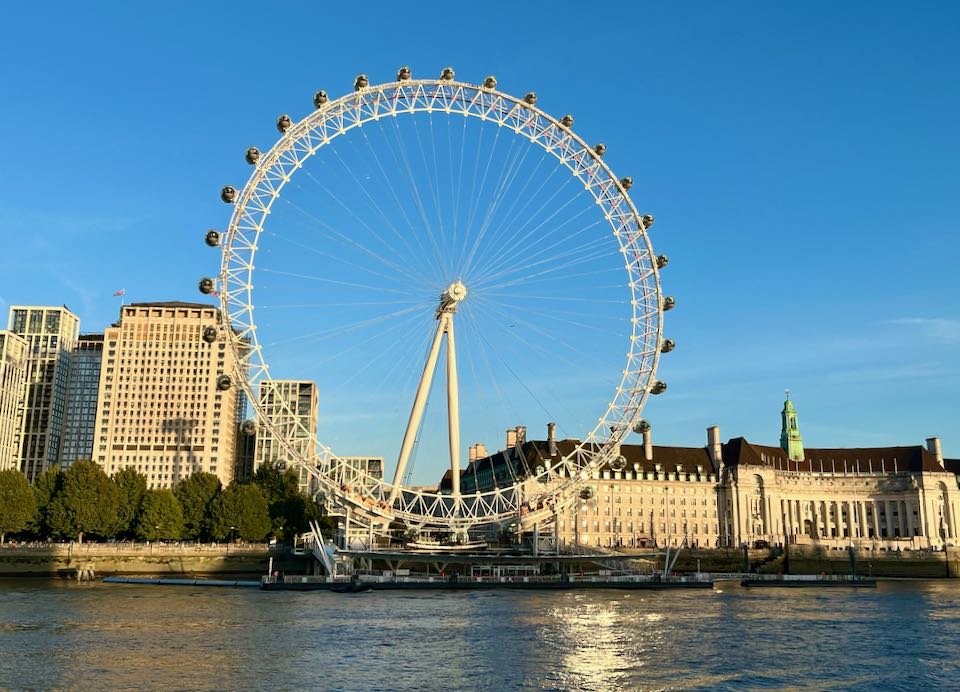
[2,579,958,690]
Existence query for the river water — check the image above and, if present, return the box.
[1,579,958,690]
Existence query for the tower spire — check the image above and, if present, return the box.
[780,391,804,462]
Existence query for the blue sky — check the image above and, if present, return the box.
[1,1,957,472]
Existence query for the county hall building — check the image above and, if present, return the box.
[442,396,958,551]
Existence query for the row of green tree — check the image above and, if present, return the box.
[0,461,331,544]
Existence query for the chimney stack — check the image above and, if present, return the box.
[707,426,722,470]
[926,437,944,466]
[506,428,517,448]
[516,425,527,445]
[643,427,653,462]
[547,422,558,456]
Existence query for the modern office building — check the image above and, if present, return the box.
[443,397,959,551]
[334,456,384,488]
[254,380,319,491]
[58,334,104,467]
[7,306,80,480]
[91,302,245,489]
[0,331,28,472]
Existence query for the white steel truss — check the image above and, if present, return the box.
[215,74,665,531]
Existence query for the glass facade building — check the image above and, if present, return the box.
[58,333,104,467]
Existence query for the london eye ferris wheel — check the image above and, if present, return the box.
[199,67,674,536]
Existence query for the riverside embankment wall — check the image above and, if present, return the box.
[0,543,311,577]
[620,546,960,578]
[783,545,960,578]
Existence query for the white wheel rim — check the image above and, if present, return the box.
[216,77,664,530]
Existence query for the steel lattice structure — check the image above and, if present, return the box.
[205,70,668,533]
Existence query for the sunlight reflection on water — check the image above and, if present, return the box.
[1,580,960,690]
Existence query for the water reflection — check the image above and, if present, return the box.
[2,580,960,690]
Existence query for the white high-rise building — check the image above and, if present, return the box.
[0,331,28,472]
[254,380,318,490]
[8,306,80,480]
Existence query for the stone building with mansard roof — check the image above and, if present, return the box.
[441,396,958,550]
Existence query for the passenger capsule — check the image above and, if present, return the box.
[204,230,220,247]
[313,90,329,108]
[241,419,257,436]
[641,214,655,229]
[633,419,651,434]
[656,254,669,269]
[216,374,232,391]
[198,277,215,295]
[483,76,497,89]
[579,485,596,501]
[610,455,628,471]
[276,114,292,133]
[651,381,668,395]
[440,67,455,80]
[245,147,261,165]
[593,143,606,157]
[560,114,574,127]
[202,326,218,343]
[354,74,369,91]
[220,186,236,204]
[397,66,412,81]
[620,176,633,190]
[660,339,676,353]
[663,296,676,311]
[523,91,537,105]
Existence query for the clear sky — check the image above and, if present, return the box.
[1,1,957,473]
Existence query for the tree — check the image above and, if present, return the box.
[252,462,318,539]
[31,467,63,536]
[46,460,118,542]
[174,472,222,540]
[210,484,271,542]
[135,490,185,541]
[113,467,147,539]
[0,470,37,543]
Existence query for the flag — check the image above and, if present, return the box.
[112,289,126,297]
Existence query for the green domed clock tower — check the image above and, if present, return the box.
[780,391,805,461]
